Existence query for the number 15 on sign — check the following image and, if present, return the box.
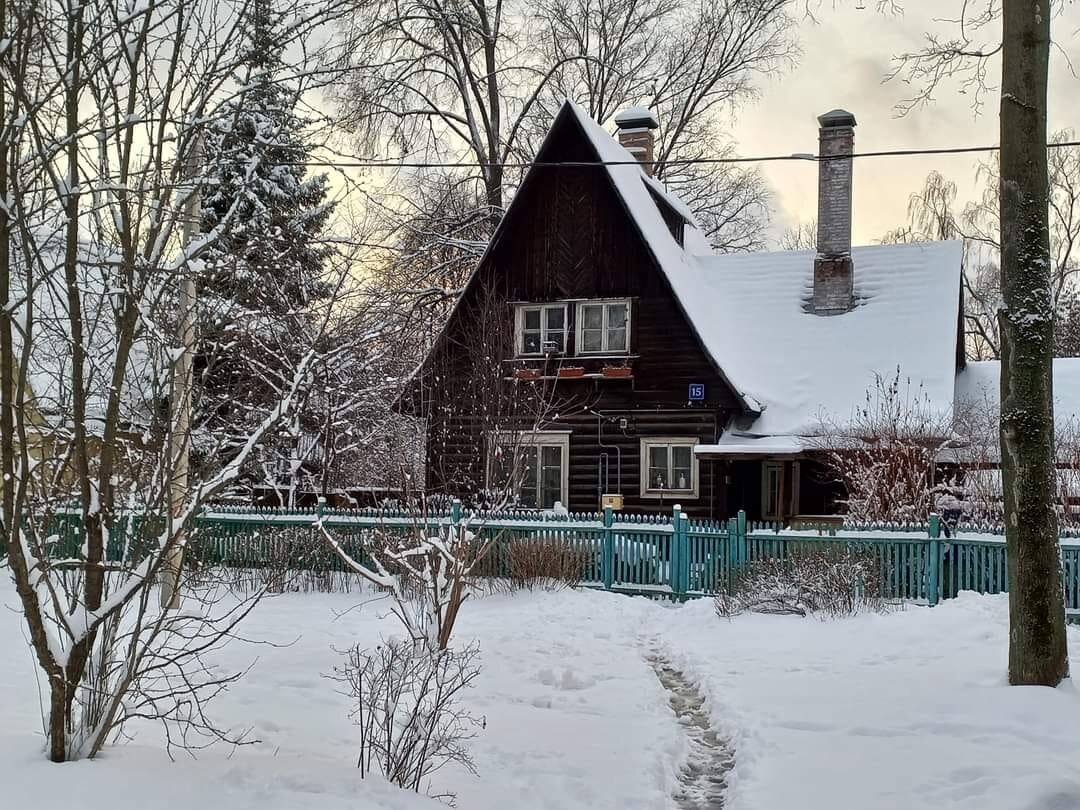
[688,383,705,401]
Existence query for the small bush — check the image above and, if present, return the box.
[505,536,589,592]
[715,547,885,619]
[332,639,483,801]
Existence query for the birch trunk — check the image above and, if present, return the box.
[998,0,1068,686]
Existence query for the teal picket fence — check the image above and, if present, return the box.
[29,502,1080,612]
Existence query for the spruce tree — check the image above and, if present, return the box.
[197,0,333,497]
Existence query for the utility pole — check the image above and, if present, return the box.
[161,134,201,609]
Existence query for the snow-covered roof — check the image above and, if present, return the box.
[563,102,964,439]
[12,232,161,430]
[957,358,1080,424]
[688,241,963,441]
[696,435,810,457]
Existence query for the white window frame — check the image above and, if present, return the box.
[575,299,632,355]
[514,303,568,357]
[639,437,699,499]
[487,431,571,509]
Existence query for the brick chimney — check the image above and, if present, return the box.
[614,106,659,176]
[813,109,857,315]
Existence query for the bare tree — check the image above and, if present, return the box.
[778,218,817,251]
[532,0,795,250]
[0,0,364,761]
[330,0,796,239]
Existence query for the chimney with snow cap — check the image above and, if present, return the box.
[615,106,659,176]
[813,108,857,315]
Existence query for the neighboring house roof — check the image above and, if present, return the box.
[13,235,161,431]
[957,359,1080,424]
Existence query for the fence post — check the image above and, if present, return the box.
[602,505,614,590]
[927,512,941,607]
[737,509,748,568]
[676,509,690,600]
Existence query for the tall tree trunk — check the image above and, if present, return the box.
[998,0,1068,686]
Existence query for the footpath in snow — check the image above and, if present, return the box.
[3,579,1080,810]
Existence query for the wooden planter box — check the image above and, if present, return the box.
[514,368,543,381]
[558,366,586,378]
[602,365,633,378]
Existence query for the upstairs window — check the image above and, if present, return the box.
[516,303,567,355]
[577,300,630,354]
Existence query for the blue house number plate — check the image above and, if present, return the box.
[688,383,705,401]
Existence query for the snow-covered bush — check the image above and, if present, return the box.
[715,548,885,619]
[333,639,483,800]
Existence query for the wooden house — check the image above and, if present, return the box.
[405,101,967,520]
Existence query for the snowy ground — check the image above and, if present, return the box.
[3,579,1080,810]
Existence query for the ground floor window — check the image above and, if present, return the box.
[489,432,570,509]
[640,437,699,499]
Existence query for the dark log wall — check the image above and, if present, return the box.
[422,111,742,517]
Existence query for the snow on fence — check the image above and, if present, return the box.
[30,502,1080,613]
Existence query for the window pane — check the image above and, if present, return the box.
[671,446,692,490]
[546,307,564,329]
[672,446,691,469]
[524,309,540,329]
[540,445,563,508]
[493,445,513,489]
[523,331,541,353]
[546,331,565,352]
[647,446,668,489]
[519,448,538,507]
[581,329,603,352]
[607,327,627,352]
[607,303,627,329]
[582,305,603,329]
[649,446,668,470]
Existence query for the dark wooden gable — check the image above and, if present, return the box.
[413,102,745,412]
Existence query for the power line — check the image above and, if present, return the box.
[292,140,1080,170]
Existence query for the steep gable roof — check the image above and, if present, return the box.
[555,102,755,411]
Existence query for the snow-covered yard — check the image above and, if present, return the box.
[3,579,1080,810]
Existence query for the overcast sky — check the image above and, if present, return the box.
[734,3,1080,246]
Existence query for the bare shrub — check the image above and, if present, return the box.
[332,639,483,800]
[815,368,952,523]
[505,536,588,592]
[186,526,366,594]
[715,547,885,619]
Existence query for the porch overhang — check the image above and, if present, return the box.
[694,434,812,460]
